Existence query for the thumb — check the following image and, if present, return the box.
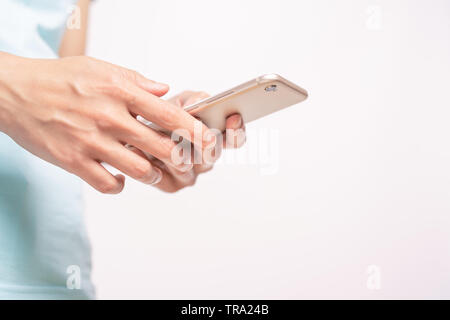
[123,68,169,97]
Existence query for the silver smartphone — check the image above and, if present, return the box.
[184,74,308,131]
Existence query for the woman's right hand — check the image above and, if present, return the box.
[0,53,215,194]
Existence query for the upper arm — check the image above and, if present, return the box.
[59,0,91,57]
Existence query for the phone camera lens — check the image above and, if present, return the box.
[265,84,277,92]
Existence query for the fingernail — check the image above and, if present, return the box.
[145,81,168,92]
[175,162,194,173]
[154,82,169,91]
[114,174,126,189]
[234,116,243,129]
[150,167,163,185]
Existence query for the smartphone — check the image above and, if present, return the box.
[184,74,308,131]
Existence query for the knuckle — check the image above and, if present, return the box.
[76,133,109,160]
[104,82,122,96]
[97,179,119,194]
[70,153,84,170]
[108,68,125,85]
[96,117,113,131]
[123,128,142,145]
[125,69,140,83]
[56,150,83,172]
[77,130,98,147]
[118,88,137,106]
[159,106,178,128]
[60,155,76,171]
[110,68,140,90]
[102,73,134,101]
[157,135,177,160]
[95,112,120,131]
[83,137,101,154]
[105,83,131,101]
[132,160,152,180]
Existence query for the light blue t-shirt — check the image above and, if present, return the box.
[0,0,95,299]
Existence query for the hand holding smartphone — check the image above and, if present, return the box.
[141,74,308,133]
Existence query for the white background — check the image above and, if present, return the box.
[84,0,450,299]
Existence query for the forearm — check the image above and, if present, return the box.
[59,0,91,57]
